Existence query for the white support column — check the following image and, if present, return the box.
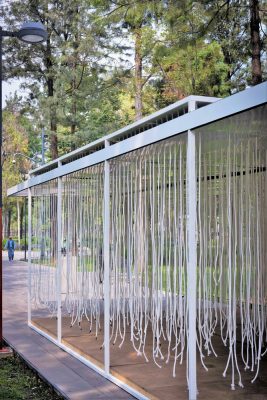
[27,188,32,326]
[57,162,62,343]
[187,98,197,400]
[104,139,110,376]
[188,100,196,113]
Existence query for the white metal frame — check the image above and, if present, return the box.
[8,83,267,198]
[104,140,110,376]
[27,187,32,325]
[187,99,198,400]
[28,94,219,178]
[8,82,267,400]
[57,171,62,343]
[29,322,149,400]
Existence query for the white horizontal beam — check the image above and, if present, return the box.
[7,82,267,197]
[30,94,218,176]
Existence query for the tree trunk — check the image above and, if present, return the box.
[70,99,77,151]
[221,3,233,93]
[2,213,5,239]
[134,28,143,121]
[48,77,58,159]
[7,210,11,238]
[224,51,233,95]
[250,0,262,85]
[20,202,24,240]
[46,36,58,159]
[50,119,58,159]
[70,18,79,151]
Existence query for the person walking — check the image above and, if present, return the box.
[5,237,15,262]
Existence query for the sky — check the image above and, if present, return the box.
[2,79,25,108]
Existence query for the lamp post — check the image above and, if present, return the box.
[0,21,47,352]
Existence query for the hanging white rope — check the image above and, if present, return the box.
[30,106,267,394]
[61,165,104,336]
[31,180,58,317]
[109,136,188,375]
[196,122,267,389]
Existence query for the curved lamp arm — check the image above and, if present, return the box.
[12,152,38,164]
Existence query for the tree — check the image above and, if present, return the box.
[1,1,59,158]
[153,40,229,103]
[1,0,104,158]
[250,0,263,84]
[200,0,266,90]
[57,73,127,151]
[2,110,30,238]
[5,94,43,162]
[92,0,163,120]
[143,1,229,105]
[1,0,266,166]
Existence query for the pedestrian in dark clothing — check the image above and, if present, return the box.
[5,237,15,262]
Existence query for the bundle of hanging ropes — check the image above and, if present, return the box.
[109,139,188,376]
[31,109,267,389]
[31,179,58,317]
[61,165,104,333]
[197,131,267,389]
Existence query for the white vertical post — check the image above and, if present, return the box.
[187,100,197,400]
[57,162,62,343]
[17,200,20,248]
[104,140,110,376]
[27,188,32,326]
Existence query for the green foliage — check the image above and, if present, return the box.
[2,238,8,249]
[0,0,266,160]
[2,237,27,250]
[0,0,265,256]
[2,110,29,191]
[201,0,251,91]
[2,109,30,238]
[154,40,230,102]
[1,0,109,158]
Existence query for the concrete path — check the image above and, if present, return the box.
[3,252,134,400]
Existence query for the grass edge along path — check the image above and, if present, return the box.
[0,344,65,400]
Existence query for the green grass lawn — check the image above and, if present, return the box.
[0,354,63,400]
[30,258,56,267]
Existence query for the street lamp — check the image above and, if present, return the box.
[0,21,47,353]
[12,152,38,165]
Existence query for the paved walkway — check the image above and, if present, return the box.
[3,252,134,400]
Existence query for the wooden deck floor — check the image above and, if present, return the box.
[3,255,133,400]
[32,315,267,400]
[4,252,267,400]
